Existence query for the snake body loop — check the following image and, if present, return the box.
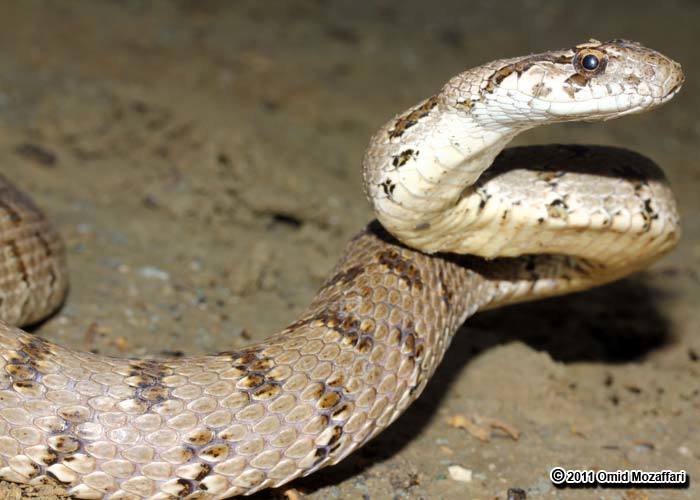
[0,39,684,498]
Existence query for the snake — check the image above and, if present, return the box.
[0,39,684,498]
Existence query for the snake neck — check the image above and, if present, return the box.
[362,94,528,254]
[362,92,680,270]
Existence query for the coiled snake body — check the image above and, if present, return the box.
[0,40,685,498]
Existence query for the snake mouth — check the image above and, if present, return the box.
[664,77,685,102]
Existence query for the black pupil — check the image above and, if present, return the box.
[582,54,599,70]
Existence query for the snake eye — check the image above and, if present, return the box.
[582,54,599,70]
[573,49,607,75]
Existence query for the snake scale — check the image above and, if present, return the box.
[0,39,685,498]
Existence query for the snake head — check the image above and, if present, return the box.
[461,39,684,125]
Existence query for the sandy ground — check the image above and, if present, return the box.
[0,0,698,498]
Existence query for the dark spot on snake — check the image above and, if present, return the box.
[327,425,343,446]
[402,333,416,357]
[547,198,569,219]
[322,266,363,289]
[249,358,274,372]
[253,383,282,400]
[377,249,423,290]
[126,374,158,388]
[327,372,345,388]
[484,60,538,94]
[187,430,214,446]
[475,188,491,211]
[40,450,59,466]
[414,221,431,231]
[48,435,80,453]
[194,463,211,481]
[176,479,193,495]
[13,380,37,389]
[564,74,589,97]
[6,239,28,283]
[201,444,228,460]
[238,374,265,389]
[566,73,590,87]
[414,343,425,360]
[357,336,373,354]
[331,403,351,420]
[5,364,36,380]
[491,66,516,86]
[318,391,341,410]
[340,331,359,348]
[459,98,475,110]
[380,178,396,198]
[643,199,658,219]
[387,95,438,138]
[57,408,88,424]
[313,447,328,467]
[138,385,169,403]
[226,349,263,366]
[392,148,416,168]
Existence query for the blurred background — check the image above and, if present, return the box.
[0,1,697,498]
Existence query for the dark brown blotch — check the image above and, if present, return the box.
[332,403,352,421]
[322,265,363,290]
[38,449,59,466]
[377,249,423,290]
[249,358,274,372]
[391,148,416,168]
[380,178,396,198]
[357,336,373,354]
[327,372,345,388]
[6,363,36,380]
[186,430,214,446]
[317,391,341,410]
[252,383,281,401]
[175,479,193,496]
[238,374,265,389]
[194,463,211,481]
[387,95,438,138]
[200,444,228,460]
[47,435,80,453]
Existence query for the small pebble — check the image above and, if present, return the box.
[678,445,692,457]
[448,465,472,483]
[139,266,170,281]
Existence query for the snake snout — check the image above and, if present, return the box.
[662,59,685,99]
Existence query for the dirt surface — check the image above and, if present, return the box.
[0,1,698,499]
